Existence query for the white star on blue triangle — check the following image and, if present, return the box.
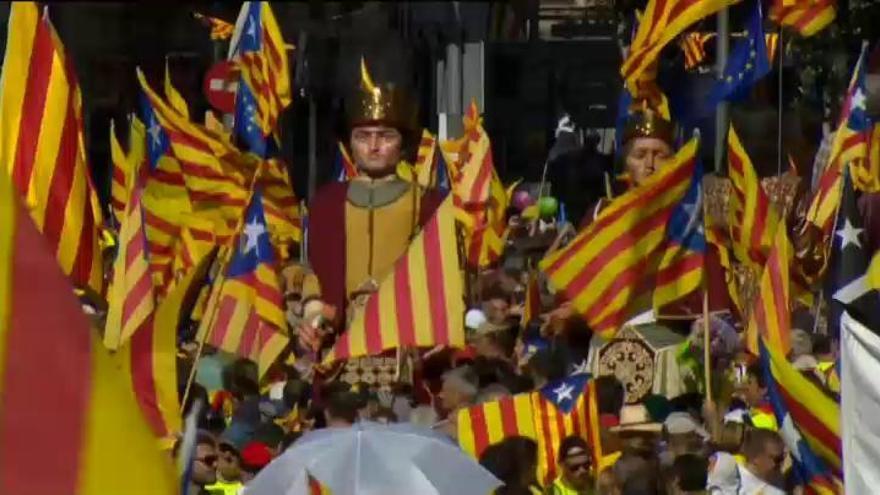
[139,93,170,170]
[539,373,590,414]
[665,160,706,252]
[844,47,869,133]
[228,189,274,278]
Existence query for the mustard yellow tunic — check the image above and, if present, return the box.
[344,176,420,298]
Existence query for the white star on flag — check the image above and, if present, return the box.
[836,219,864,250]
[553,381,575,403]
[570,359,590,376]
[682,185,704,238]
[148,121,162,148]
[852,88,866,111]
[247,15,258,41]
[242,217,266,257]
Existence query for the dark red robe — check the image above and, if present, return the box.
[307,181,444,321]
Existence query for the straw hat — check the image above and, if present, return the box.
[610,404,663,434]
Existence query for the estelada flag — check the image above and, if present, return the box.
[0,2,103,293]
[458,374,598,485]
[0,157,176,493]
[324,196,464,362]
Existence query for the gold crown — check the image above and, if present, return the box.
[622,109,675,146]
[346,58,417,131]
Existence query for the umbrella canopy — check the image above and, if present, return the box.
[245,421,502,495]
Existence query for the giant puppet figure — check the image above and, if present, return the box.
[308,59,442,319]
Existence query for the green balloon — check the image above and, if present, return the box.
[538,197,558,217]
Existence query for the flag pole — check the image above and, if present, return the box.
[181,161,265,409]
[776,27,784,176]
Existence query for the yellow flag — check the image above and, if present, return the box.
[164,58,190,120]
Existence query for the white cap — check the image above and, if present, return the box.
[465,309,487,330]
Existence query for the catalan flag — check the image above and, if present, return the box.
[0,2,103,293]
[413,129,443,190]
[862,122,880,193]
[745,220,792,356]
[769,0,836,37]
[324,196,464,363]
[229,1,291,156]
[765,32,780,62]
[621,0,738,88]
[759,338,843,489]
[116,251,213,445]
[540,138,700,339]
[334,141,358,182]
[164,58,189,120]
[0,165,176,494]
[104,180,155,351]
[109,118,130,225]
[260,157,302,245]
[458,374,596,485]
[194,12,235,40]
[806,43,869,234]
[728,125,780,267]
[197,188,289,377]
[522,271,541,326]
[448,102,509,268]
[679,32,715,70]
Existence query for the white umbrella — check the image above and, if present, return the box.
[245,421,502,495]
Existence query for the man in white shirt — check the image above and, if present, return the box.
[708,428,786,495]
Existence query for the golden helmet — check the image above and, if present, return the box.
[346,57,417,132]
[622,108,675,147]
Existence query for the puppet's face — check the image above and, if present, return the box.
[624,137,673,186]
[350,125,403,178]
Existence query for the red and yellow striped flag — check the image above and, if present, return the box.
[728,125,780,267]
[522,271,541,326]
[261,158,302,245]
[0,164,176,494]
[115,250,212,445]
[447,102,509,268]
[856,122,880,193]
[765,32,780,62]
[104,185,155,351]
[679,32,715,70]
[109,119,130,224]
[540,139,699,339]
[746,220,792,355]
[458,374,596,485]
[197,189,289,377]
[621,0,738,88]
[194,12,235,40]
[324,196,464,362]
[769,0,836,37]
[164,58,190,120]
[414,129,438,188]
[0,2,103,293]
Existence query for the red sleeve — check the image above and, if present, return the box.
[307,182,348,317]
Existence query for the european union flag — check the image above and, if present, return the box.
[665,158,706,253]
[228,188,275,278]
[707,0,771,106]
[235,77,267,158]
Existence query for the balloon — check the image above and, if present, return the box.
[512,190,534,211]
[538,196,558,218]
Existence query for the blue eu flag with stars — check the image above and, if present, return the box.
[707,0,770,107]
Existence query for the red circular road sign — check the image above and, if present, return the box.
[203,60,239,114]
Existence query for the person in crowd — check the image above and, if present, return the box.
[707,428,786,495]
[434,365,480,437]
[667,454,708,495]
[478,436,541,495]
[206,441,244,495]
[739,364,778,431]
[185,431,219,495]
[240,441,274,482]
[661,412,709,470]
[789,328,818,371]
[548,436,593,495]
[324,387,361,427]
[476,383,512,404]
[612,453,660,495]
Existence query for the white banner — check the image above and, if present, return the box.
[841,311,880,495]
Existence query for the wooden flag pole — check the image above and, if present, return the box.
[702,289,717,437]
